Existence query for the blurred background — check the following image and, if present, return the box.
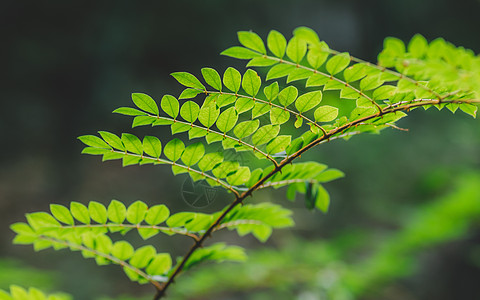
[1,0,480,299]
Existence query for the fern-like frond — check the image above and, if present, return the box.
[0,286,71,300]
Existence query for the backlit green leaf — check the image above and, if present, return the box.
[216,107,238,132]
[223,67,242,93]
[226,167,251,186]
[171,72,205,90]
[212,161,240,178]
[142,136,162,158]
[164,138,185,162]
[344,63,368,82]
[408,34,428,58]
[286,36,307,63]
[252,125,280,146]
[50,204,74,225]
[180,101,200,123]
[78,135,110,149]
[314,105,339,122]
[221,47,261,59]
[266,64,295,81]
[108,200,126,224]
[160,95,179,119]
[99,131,124,151]
[146,253,172,276]
[295,91,322,113]
[88,201,107,224]
[112,241,134,261]
[266,135,291,154]
[263,82,279,101]
[145,205,170,225]
[181,142,205,166]
[242,69,261,96]
[201,67,222,90]
[70,202,90,224]
[234,119,260,139]
[360,74,384,91]
[238,31,266,54]
[198,103,220,128]
[270,107,290,125]
[131,93,159,115]
[267,30,287,58]
[126,200,148,224]
[277,86,298,107]
[122,133,143,155]
[315,184,330,213]
[326,52,350,75]
[198,152,223,171]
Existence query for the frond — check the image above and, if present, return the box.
[0,286,71,300]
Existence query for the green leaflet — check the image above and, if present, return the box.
[108,200,127,223]
[127,201,148,224]
[408,34,428,58]
[234,120,260,139]
[201,67,222,90]
[263,81,279,101]
[235,97,254,114]
[277,86,298,107]
[295,91,322,113]
[221,46,262,59]
[242,69,261,96]
[0,286,71,300]
[315,184,330,213]
[179,88,202,100]
[266,135,291,154]
[198,152,224,171]
[142,136,162,158]
[180,101,200,123]
[183,243,247,271]
[252,125,280,146]
[122,133,143,155]
[326,52,350,75]
[360,74,384,91]
[267,30,287,58]
[70,202,90,224]
[293,26,321,44]
[212,161,239,178]
[314,105,339,122]
[286,36,307,63]
[373,85,397,100]
[344,63,368,82]
[145,205,170,225]
[223,67,242,93]
[171,72,205,90]
[50,204,74,225]
[164,138,185,162]
[161,95,179,119]
[113,107,146,116]
[99,131,125,151]
[238,31,266,54]
[216,107,238,132]
[88,201,108,224]
[131,93,159,115]
[226,166,251,186]
[198,103,220,128]
[181,142,205,166]
[78,135,110,149]
[270,107,290,125]
[307,48,329,69]
[266,64,296,81]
